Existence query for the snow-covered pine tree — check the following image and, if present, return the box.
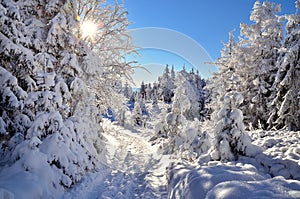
[206,31,240,119]
[145,83,153,101]
[171,64,176,82]
[132,99,143,126]
[151,91,161,114]
[158,64,175,103]
[239,0,284,129]
[172,69,205,121]
[268,1,300,131]
[140,81,146,99]
[152,67,207,155]
[210,90,252,161]
[207,30,262,161]
[209,82,260,162]
[0,0,114,196]
[0,0,35,161]
[123,82,133,100]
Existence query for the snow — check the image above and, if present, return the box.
[1,1,300,198]
[1,99,300,199]
[168,129,300,199]
[169,161,300,199]
[58,118,300,199]
[62,119,170,199]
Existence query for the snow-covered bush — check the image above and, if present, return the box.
[210,91,261,161]
[153,109,210,158]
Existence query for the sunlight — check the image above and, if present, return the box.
[80,20,98,40]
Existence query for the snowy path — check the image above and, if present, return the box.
[63,122,169,199]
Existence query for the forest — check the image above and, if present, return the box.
[0,0,299,198]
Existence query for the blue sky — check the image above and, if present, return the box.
[122,1,296,85]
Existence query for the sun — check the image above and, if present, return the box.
[80,20,98,40]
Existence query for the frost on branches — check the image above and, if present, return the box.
[0,0,111,197]
[75,0,136,118]
[152,67,208,157]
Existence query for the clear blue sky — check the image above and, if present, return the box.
[121,0,296,85]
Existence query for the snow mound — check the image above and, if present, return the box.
[168,161,300,199]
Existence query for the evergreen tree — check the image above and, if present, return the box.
[268,1,300,131]
[140,81,146,99]
[0,0,132,195]
[210,90,255,161]
[132,100,143,126]
[206,31,240,120]
[239,1,284,129]
[123,82,133,100]
[171,64,176,81]
[158,64,175,103]
[172,69,205,121]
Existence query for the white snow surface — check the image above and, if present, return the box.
[63,119,170,199]
[1,118,300,199]
[168,130,300,199]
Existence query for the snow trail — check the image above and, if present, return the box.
[63,122,169,199]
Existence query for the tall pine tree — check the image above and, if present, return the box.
[268,1,300,131]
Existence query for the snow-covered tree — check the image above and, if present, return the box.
[140,81,146,99]
[210,90,259,161]
[0,0,135,195]
[158,65,175,103]
[131,100,143,126]
[152,67,207,155]
[206,31,241,118]
[171,64,176,82]
[75,0,136,114]
[239,0,284,129]
[208,30,262,160]
[123,82,133,100]
[172,70,205,121]
[268,2,300,131]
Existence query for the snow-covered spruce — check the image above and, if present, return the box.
[151,67,208,156]
[238,1,284,129]
[210,91,261,161]
[268,7,300,131]
[0,0,106,197]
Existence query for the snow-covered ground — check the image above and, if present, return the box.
[63,119,170,199]
[168,130,300,199]
[62,118,300,199]
[1,116,300,199]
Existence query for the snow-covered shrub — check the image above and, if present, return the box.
[152,109,210,158]
[210,91,261,161]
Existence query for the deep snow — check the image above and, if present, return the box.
[1,118,300,199]
[168,130,300,199]
[62,119,300,199]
